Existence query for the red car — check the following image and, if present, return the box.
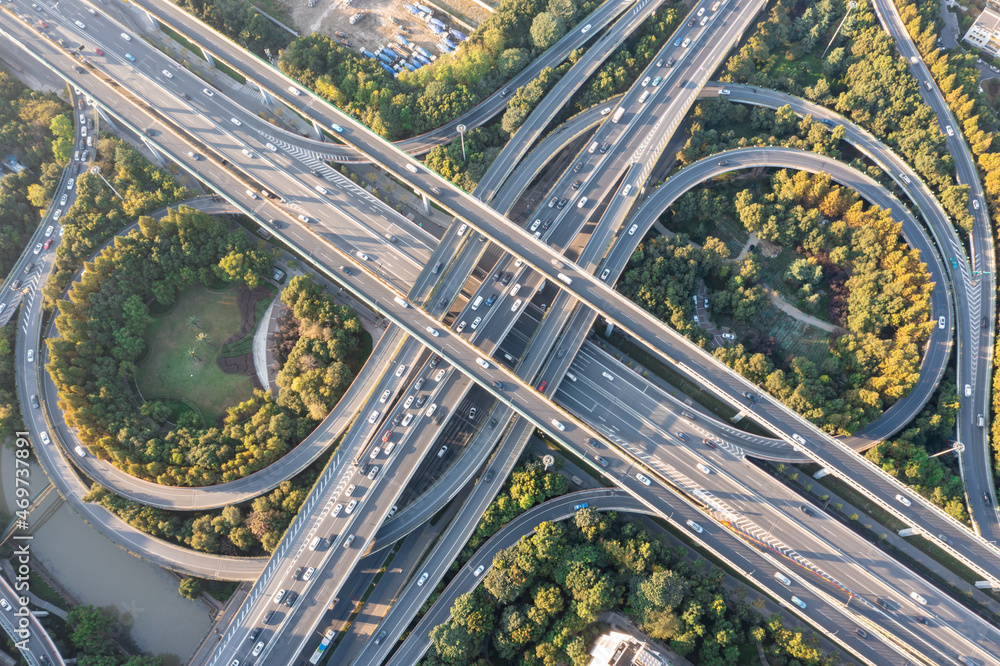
[94,48,104,55]
[537,380,547,392]
[381,429,392,443]
[42,239,53,250]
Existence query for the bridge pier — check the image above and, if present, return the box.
[258,82,272,106]
[898,527,919,537]
[97,107,118,133]
[142,138,168,167]
[421,192,430,215]
[311,119,325,141]
[203,49,215,68]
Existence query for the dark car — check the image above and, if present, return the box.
[799,505,814,517]
[500,88,509,97]
[488,417,498,429]
[492,380,504,390]
[571,179,582,190]
[915,615,928,625]
[9,279,21,291]
[542,218,553,229]
[573,162,583,173]
[485,469,494,482]
[30,395,39,409]
[599,142,610,154]
[284,591,298,607]
[667,58,676,67]
[75,66,86,74]
[557,198,568,209]
[248,628,261,641]
[416,395,427,408]
[985,492,992,507]
[294,567,303,579]
[485,294,496,307]
[438,297,448,308]
[595,455,609,467]
[429,356,440,369]
[674,431,689,441]
[375,630,388,645]
[855,627,869,640]
[743,391,756,401]
[703,438,715,448]
[264,610,275,623]
[501,272,512,285]
[73,163,80,174]
[687,18,695,26]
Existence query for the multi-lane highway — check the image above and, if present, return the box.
[871,0,999,544]
[6,0,1000,664]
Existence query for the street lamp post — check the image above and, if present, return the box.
[457,124,467,161]
[89,166,124,201]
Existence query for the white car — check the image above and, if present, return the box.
[303,567,315,581]
[332,503,343,516]
[510,299,522,312]
[686,519,703,534]
[473,565,485,576]
[551,419,565,431]
[368,410,379,424]
[721,333,735,340]
[202,88,214,96]
[457,223,468,236]
[697,463,712,474]
[45,225,53,237]
[66,178,75,190]
[895,494,912,507]
[426,326,439,337]
[273,589,286,604]
[289,86,302,95]
[405,164,419,173]
[369,446,380,459]
[241,149,256,158]
[476,357,490,369]
[628,224,638,235]
[401,413,413,426]
[0,599,11,611]
[938,316,946,329]
[910,591,927,605]
[356,251,369,261]
[33,243,42,255]
[456,321,467,333]
[162,69,173,79]
[973,199,980,210]
[946,125,955,136]
[510,284,521,297]
[641,76,651,87]
[435,369,446,382]
[230,117,242,126]
[774,572,791,586]
[720,88,731,95]
[791,596,806,610]
[120,32,132,41]
[74,446,86,457]
[315,185,329,195]
[27,350,34,362]
[265,142,277,152]
[331,124,344,133]
[426,403,437,417]
[635,473,651,486]
[471,317,482,330]
[600,269,610,281]
[395,364,406,377]
[403,395,414,409]
[345,499,358,514]
[379,389,390,403]
[367,466,379,480]
[581,23,592,33]
[417,572,430,586]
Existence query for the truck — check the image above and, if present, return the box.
[429,23,445,34]
[377,51,394,65]
[440,36,456,49]
[403,3,420,14]
[378,62,397,77]
[449,28,467,41]
[415,46,432,59]
[415,54,432,66]
[611,107,625,123]
[395,33,411,46]
[361,49,376,59]
[428,17,447,29]
[415,3,434,14]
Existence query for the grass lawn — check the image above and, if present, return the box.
[136,285,257,424]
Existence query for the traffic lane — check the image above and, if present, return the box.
[475,0,666,200]
[386,487,904,666]
[46,9,435,279]
[598,419,999,663]
[553,348,1000,661]
[464,267,547,352]
[233,371,472,665]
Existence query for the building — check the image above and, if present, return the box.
[588,630,668,666]
[963,4,1000,57]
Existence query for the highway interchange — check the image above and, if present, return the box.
[0,0,999,664]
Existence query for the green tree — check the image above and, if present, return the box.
[530,12,565,50]
[179,576,207,599]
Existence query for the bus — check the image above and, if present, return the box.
[308,628,336,664]
[611,107,625,123]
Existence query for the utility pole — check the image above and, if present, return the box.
[457,124,467,161]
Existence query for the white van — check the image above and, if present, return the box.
[309,536,321,551]
[588,141,599,154]
[471,296,484,310]
[393,296,409,308]
[565,371,577,382]
[639,90,651,103]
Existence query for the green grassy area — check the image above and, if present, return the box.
[772,53,824,88]
[214,58,247,85]
[135,284,256,423]
[220,292,274,357]
[206,580,239,604]
[810,472,908,531]
[158,21,205,59]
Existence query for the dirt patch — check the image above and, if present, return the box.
[216,285,273,392]
[285,0,475,56]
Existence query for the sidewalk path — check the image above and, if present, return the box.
[764,287,839,334]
